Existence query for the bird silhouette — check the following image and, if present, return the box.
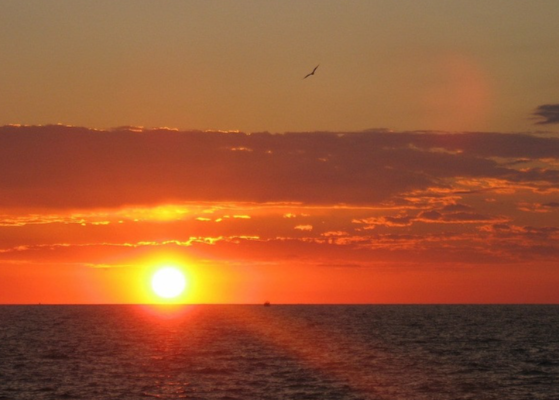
[303,64,319,79]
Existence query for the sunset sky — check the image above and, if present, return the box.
[0,1,557,304]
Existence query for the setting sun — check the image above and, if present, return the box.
[151,267,187,299]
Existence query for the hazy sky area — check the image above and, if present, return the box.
[0,0,557,133]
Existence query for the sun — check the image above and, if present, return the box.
[151,267,187,299]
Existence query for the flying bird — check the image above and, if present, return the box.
[303,64,319,79]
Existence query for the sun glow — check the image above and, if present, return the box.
[151,267,187,299]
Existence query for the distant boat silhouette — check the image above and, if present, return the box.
[264,301,271,307]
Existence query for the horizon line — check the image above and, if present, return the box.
[1,303,557,306]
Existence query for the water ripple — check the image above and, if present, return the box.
[0,305,556,399]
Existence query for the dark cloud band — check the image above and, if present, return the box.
[0,125,557,208]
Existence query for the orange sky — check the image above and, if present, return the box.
[0,127,557,303]
[0,1,557,303]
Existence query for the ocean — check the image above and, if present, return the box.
[0,305,557,399]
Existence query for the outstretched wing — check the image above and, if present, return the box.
[303,64,320,79]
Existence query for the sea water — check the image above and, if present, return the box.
[0,305,557,399]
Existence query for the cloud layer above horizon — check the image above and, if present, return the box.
[0,125,557,209]
[0,124,556,276]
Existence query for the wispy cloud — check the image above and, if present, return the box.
[352,203,506,229]
[532,104,559,125]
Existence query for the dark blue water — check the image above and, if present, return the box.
[0,305,557,399]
